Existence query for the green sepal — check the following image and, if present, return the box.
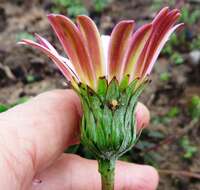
[119,74,130,92]
[97,77,108,100]
[78,77,147,160]
[106,77,120,102]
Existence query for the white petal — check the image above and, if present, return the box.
[101,35,110,77]
[35,34,58,55]
[60,56,80,80]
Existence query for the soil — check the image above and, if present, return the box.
[0,0,199,189]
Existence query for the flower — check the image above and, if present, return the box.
[19,7,183,92]
[19,8,183,189]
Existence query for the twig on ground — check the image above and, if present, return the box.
[143,118,199,153]
[158,169,200,179]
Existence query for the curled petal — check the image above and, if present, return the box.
[145,23,184,75]
[77,15,104,78]
[35,34,59,55]
[135,7,182,77]
[35,34,79,78]
[18,39,77,81]
[48,14,96,87]
[108,20,135,81]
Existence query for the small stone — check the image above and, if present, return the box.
[189,50,200,65]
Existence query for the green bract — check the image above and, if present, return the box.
[77,76,147,160]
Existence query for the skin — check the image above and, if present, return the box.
[0,89,159,190]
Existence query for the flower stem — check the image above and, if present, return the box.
[98,159,116,190]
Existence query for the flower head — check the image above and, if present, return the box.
[19,7,183,161]
[19,7,183,91]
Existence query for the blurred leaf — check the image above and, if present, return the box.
[189,95,200,119]
[52,0,88,17]
[26,75,36,83]
[136,140,155,150]
[65,144,80,153]
[119,155,132,162]
[11,97,29,107]
[190,35,200,50]
[167,107,180,118]
[0,104,9,113]
[0,97,29,113]
[151,116,171,125]
[148,131,165,139]
[171,52,184,65]
[93,0,111,12]
[16,32,35,42]
[160,72,170,82]
[143,151,163,166]
[179,136,198,160]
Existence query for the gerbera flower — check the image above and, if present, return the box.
[19,7,183,190]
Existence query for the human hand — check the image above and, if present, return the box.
[0,90,158,190]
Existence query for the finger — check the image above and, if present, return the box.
[136,102,150,131]
[0,90,149,173]
[0,90,81,173]
[31,154,158,190]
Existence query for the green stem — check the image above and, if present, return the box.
[98,159,116,190]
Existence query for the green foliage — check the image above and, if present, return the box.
[52,0,112,17]
[151,115,171,125]
[16,32,35,42]
[167,107,180,118]
[26,75,37,83]
[151,0,175,11]
[0,104,9,113]
[52,0,88,17]
[179,136,197,160]
[171,52,184,65]
[188,95,200,119]
[135,130,165,166]
[190,35,200,50]
[65,144,80,153]
[160,72,170,82]
[180,7,200,25]
[93,0,110,12]
[0,97,29,113]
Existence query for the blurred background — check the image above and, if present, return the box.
[0,0,199,189]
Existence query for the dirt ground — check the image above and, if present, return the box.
[0,0,199,189]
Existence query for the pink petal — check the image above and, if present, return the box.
[135,8,182,77]
[18,39,76,81]
[108,20,135,81]
[48,14,96,87]
[35,34,58,55]
[77,15,104,78]
[123,23,152,80]
[35,34,78,77]
[145,23,184,75]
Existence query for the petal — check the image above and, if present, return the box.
[123,23,152,80]
[48,14,96,87]
[101,35,110,77]
[145,23,184,75]
[108,20,135,81]
[18,39,76,81]
[35,34,59,55]
[135,8,182,77]
[77,15,104,78]
[35,34,78,77]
